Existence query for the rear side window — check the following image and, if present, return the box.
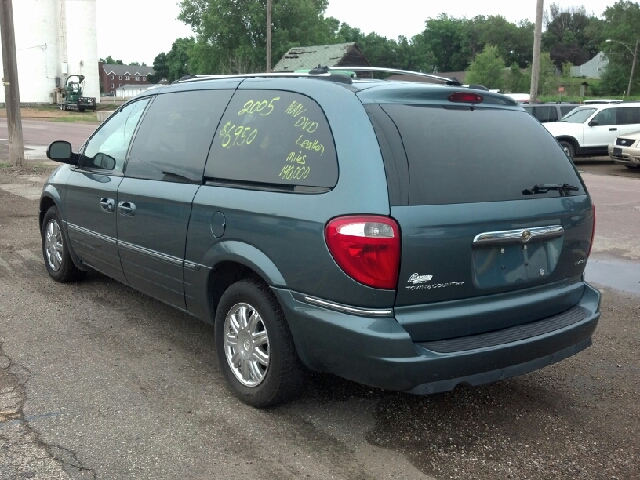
[617,107,640,125]
[205,90,338,189]
[366,104,585,205]
[533,106,558,122]
[126,90,232,183]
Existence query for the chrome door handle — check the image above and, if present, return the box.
[99,197,115,213]
[118,201,136,216]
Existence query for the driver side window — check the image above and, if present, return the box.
[81,98,150,172]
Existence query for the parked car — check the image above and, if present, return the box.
[523,103,580,123]
[544,102,640,159]
[40,68,599,407]
[582,99,623,104]
[504,92,530,103]
[608,131,640,168]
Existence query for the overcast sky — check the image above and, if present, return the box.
[96,0,616,66]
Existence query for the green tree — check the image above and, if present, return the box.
[179,0,338,74]
[148,38,196,83]
[465,45,505,89]
[148,53,168,83]
[526,52,558,96]
[100,56,123,65]
[600,1,640,95]
[542,3,603,69]
[418,14,467,72]
[505,63,529,92]
[464,16,534,68]
[600,61,632,95]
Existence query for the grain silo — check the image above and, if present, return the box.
[0,0,100,104]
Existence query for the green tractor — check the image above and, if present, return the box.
[58,75,96,112]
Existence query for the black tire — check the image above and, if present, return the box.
[559,140,575,159]
[624,164,639,169]
[214,279,306,407]
[41,207,85,282]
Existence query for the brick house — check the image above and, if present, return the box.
[99,63,155,95]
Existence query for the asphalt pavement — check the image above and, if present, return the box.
[0,123,638,480]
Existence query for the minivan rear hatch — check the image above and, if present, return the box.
[363,97,594,341]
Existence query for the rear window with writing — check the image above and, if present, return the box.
[205,90,338,188]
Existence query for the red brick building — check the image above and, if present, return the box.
[99,63,155,95]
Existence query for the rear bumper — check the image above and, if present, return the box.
[274,283,600,393]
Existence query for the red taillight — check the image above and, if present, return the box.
[587,204,596,257]
[325,216,400,290]
[448,92,483,104]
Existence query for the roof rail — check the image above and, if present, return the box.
[174,71,353,84]
[173,67,463,86]
[323,66,462,86]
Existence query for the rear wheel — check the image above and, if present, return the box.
[559,140,575,160]
[214,279,306,407]
[42,207,85,282]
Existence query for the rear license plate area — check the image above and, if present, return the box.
[472,240,561,289]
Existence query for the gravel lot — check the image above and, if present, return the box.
[0,161,638,480]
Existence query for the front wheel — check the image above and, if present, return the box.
[41,207,85,282]
[559,140,575,160]
[214,279,306,407]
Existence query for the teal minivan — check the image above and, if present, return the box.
[40,69,599,407]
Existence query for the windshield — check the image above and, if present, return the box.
[561,107,596,123]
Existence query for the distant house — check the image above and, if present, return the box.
[99,63,155,95]
[571,52,609,79]
[115,84,157,99]
[274,42,371,77]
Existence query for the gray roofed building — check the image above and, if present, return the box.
[100,62,155,95]
[101,64,155,76]
[274,43,370,75]
[570,52,609,79]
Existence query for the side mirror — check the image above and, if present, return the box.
[46,141,77,165]
[588,120,599,127]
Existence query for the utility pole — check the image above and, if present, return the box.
[530,0,544,104]
[0,0,24,167]
[266,0,272,73]
[627,39,638,98]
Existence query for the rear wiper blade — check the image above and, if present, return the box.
[522,183,579,195]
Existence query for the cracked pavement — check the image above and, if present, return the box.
[1,343,93,479]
